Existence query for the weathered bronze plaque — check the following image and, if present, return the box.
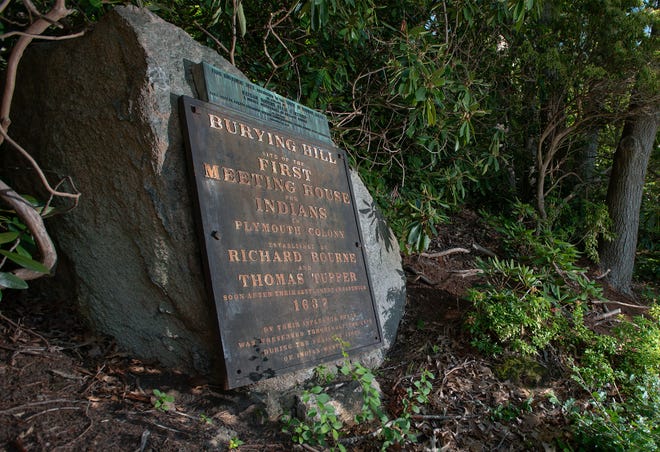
[180,95,381,389]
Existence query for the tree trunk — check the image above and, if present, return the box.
[599,104,659,294]
[580,126,600,186]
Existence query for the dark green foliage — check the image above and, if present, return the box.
[570,374,660,450]
[0,197,51,299]
[282,348,434,450]
[467,207,660,449]
[8,0,652,261]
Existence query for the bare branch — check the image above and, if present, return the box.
[193,21,229,55]
[262,6,303,98]
[0,128,81,201]
[230,0,238,65]
[591,300,649,309]
[593,308,622,322]
[421,247,470,258]
[0,180,57,279]
[1,0,74,131]
[0,30,85,40]
[544,171,581,198]
[0,0,12,15]
[23,0,65,28]
[472,243,497,258]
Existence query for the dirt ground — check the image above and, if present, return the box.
[0,211,646,451]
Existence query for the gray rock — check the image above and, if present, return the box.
[11,5,242,377]
[9,6,405,387]
[350,170,406,351]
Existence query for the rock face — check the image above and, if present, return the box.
[9,6,405,384]
[351,171,406,352]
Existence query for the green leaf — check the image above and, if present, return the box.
[0,272,28,290]
[0,250,49,274]
[0,231,19,245]
[415,86,427,102]
[237,1,247,37]
[425,98,437,126]
[15,245,31,259]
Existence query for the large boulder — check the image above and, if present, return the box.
[9,6,405,384]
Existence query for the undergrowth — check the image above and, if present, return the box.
[282,342,434,450]
[466,204,660,450]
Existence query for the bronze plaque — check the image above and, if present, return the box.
[180,96,381,388]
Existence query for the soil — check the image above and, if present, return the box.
[0,211,650,451]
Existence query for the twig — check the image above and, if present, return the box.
[262,6,302,98]
[420,248,470,259]
[65,418,94,448]
[137,419,184,434]
[24,406,82,421]
[1,0,74,129]
[22,0,62,27]
[472,243,497,259]
[593,309,621,322]
[591,300,649,310]
[50,369,86,380]
[404,265,436,285]
[0,0,11,15]
[0,30,85,40]
[193,21,229,54]
[496,429,510,449]
[138,429,151,452]
[41,176,80,217]
[448,269,483,278]
[411,414,478,421]
[0,399,87,415]
[439,359,474,398]
[0,312,51,346]
[413,274,435,285]
[595,269,611,280]
[81,364,107,395]
[0,129,81,201]
[229,0,238,65]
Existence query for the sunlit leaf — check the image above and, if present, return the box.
[237,1,246,37]
[0,272,28,290]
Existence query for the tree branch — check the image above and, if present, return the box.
[0,180,56,279]
[0,29,85,40]
[1,0,74,131]
[421,247,470,258]
[0,129,80,202]
[0,0,80,284]
[193,21,229,55]
[0,0,12,15]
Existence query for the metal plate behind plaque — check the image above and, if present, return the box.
[180,96,381,389]
[193,62,332,144]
